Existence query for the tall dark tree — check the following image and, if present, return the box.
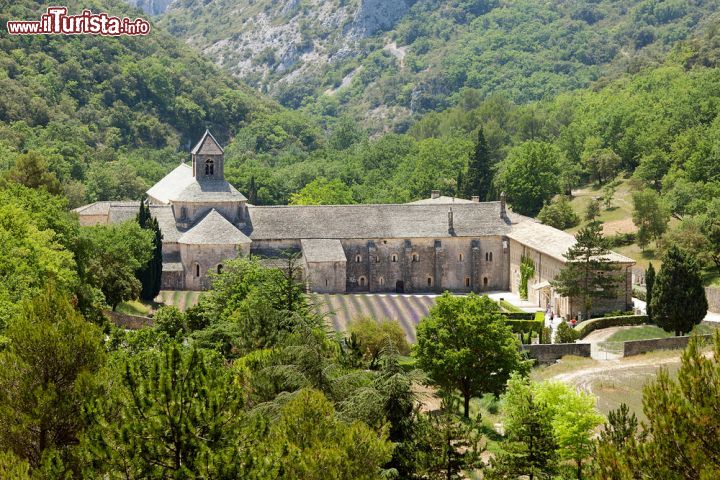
[650,246,707,336]
[463,127,494,200]
[551,222,620,320]
[248,176,258,205]
[645,263,655,321]
[136,198,163,301]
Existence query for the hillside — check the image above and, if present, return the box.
[0,0,324,206]
[158,0,720,131]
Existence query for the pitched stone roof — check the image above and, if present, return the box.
[151,205,181,242]
[408,196,474,205]
[73,201,138,216]
[172,179,247,203]
[191,130,223,155]
[178,209,251,245]
[301,239,347,263]
[146,163,195,204]
[244,202,510,240]
[507,214,635,264]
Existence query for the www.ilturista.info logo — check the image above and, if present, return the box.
[6,7,150,36]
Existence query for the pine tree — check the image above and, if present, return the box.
[551,222,620,320]
[650,246,707,336]
[645,263,655,321]
[463,127,493,200]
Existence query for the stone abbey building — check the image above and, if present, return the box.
[76,131,635,319]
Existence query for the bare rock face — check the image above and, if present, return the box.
[154,0,411,95]
[125,0,174,16]
[348,0,410,39]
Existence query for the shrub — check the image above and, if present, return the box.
[632,286,647,301]
[574,315,649,339]
[603,310,635,317]
[555,321,580,344]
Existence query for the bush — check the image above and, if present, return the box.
[603,310,635,317]
[555,321,580,344]
[632,286,647,301]
[574,315,649,339]
[538,196,579,229]
[606,232,636,248]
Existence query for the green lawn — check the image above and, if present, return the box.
[605,324,718,343]
[116,300,152,316]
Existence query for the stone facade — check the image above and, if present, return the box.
[75,131,636,319]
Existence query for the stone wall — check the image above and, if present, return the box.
[304,260,347,293]
[706,287,720,313]
[522,343,591,364]
[342,236,508,294]
[105,311,153,329]
[623,334,713,357]
[181,243,246,290]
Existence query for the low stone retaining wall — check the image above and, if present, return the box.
[707,287,720,313]
[105,311,153,329]
[623,334,713,357]
[523,343,591,364]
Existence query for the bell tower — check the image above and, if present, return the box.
[190,130,224,181]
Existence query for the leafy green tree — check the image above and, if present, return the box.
[83,345,250,479]
[289,177,356,205]
[645,263,655,321]
[632,189,670,250]
[0,287,105,469]
[152,306,186,338]
[348,317,410,369]
[462,126,494,200]
[76,222,153,311]
[203,255,309,355]
[700,197,720,269]
[495,141,562,216]
[538,196,579,229]
[552,222,620,320]
[581,144,621,185]
[650,245,707,336]
[3,152,62,195]
[262,388,393,480]
[415,293,528,417]
[534,381,605,480]
[488,374,557,480]
[136,199,163,301]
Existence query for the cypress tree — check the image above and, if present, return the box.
[248,176,257,205]
[645,262,655,321]
[136,198,163,301]
[463,126,494,200]
[650,246,707,336]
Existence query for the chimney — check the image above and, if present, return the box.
[448,207,455,235]
[500,191,507,218]
[431,190,441,199]
[471,195,480,203]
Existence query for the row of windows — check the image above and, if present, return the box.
[354,276,489,288]
[353,252,493,263]
[194,264,223,277]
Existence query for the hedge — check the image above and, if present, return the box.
[574,315,649,339]
[501,312,537,320]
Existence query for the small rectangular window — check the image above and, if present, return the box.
[465,277,471,287]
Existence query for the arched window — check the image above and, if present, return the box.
[325,279,329,287]
[180,206,187,219]
[217,264,223,274]
[375,256,381,263]
[205,159,214,176]
[485,252,489,261]
[355,254,362,263]
[412,253,419,262]
[465,277,471,287]
[489,252,493,262]
[359,277,366,287]
[391,254,398,263]
[195,264,200,278]
[427,277,433,287]
[483,277,488,287]
[379,277,385,286]
[458,253,464,262]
